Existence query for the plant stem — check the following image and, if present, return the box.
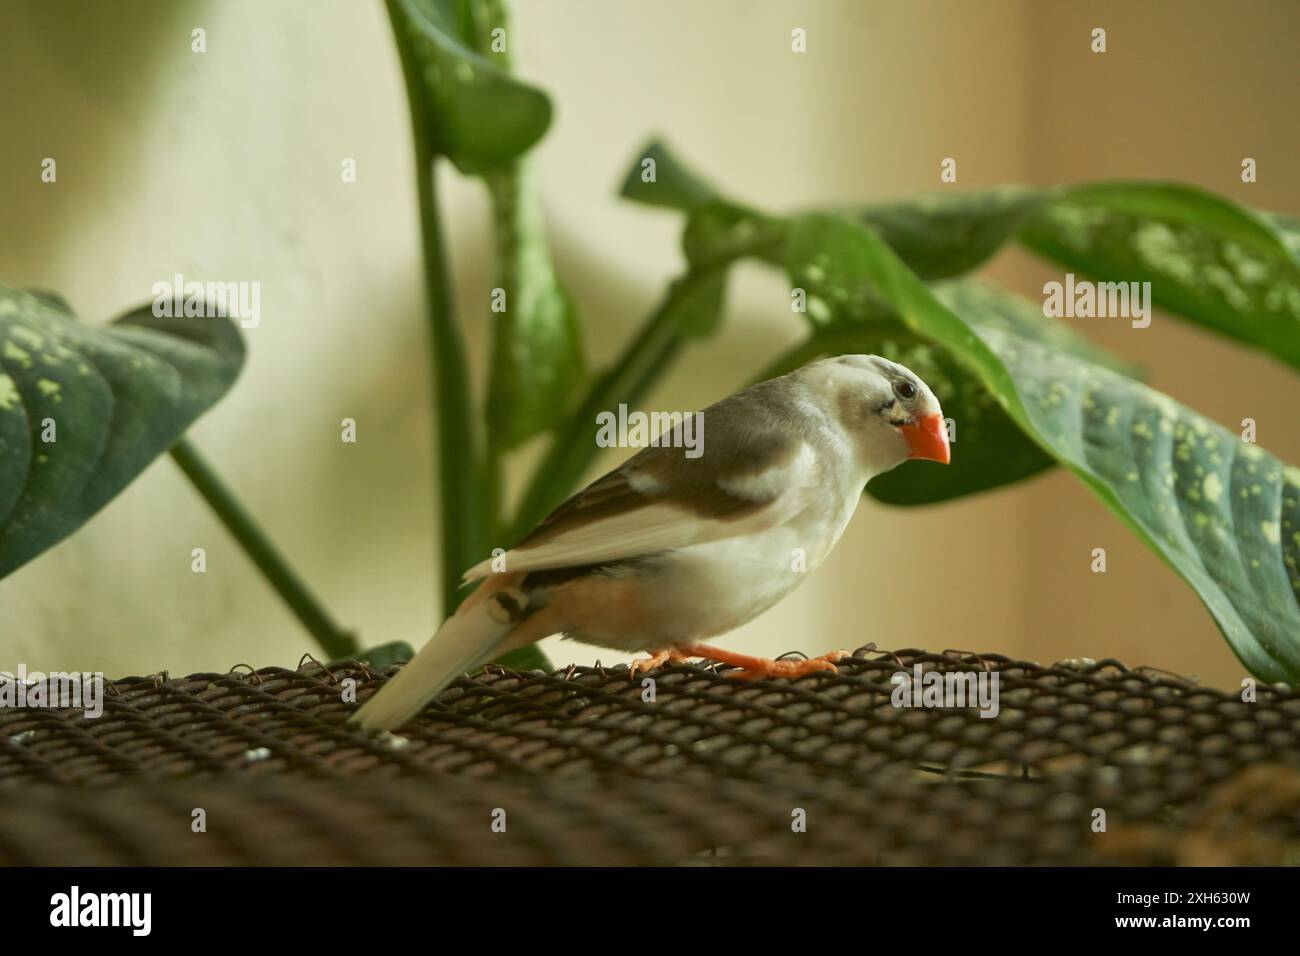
[480,166,518,547]
[417,148,486,613]
[169,439,358,660]
[387,0,485,614]
[509,293,686,541]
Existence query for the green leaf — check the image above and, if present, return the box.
[854,186,1051,280]
[617,142,1146,505]
[791,213,1300,682]
[0,288,244,579]
[615,144,1101,505]
[618,140,724,213]
[484,163,585,449]
[680,201,786,271]
[389,0,552,173]
[1020,182,1300,369]
[848,179,1300,367]
[933,278,1139,376]
[619,142,1053,281]
[623,143,1300,374]
[754,322,1055,505]
[615,139,1300,676]
[617,143,788,272]
[785,216,1139,506]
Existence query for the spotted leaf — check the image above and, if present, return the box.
[0,288,244,578]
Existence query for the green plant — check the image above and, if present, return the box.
[2,0,1296,683]
[0,291,242,579]
[612,155,1300,681]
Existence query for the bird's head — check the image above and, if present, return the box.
[802,354,951,477]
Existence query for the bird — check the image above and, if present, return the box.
[351,354,950,731]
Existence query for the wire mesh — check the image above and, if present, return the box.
[1,646,1297,864]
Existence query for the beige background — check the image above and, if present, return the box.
[0,0,1296,688]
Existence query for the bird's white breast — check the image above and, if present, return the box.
[613,477,861,649]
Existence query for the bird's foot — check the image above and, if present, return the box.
[679,644,848,681]
[627,647,691,680]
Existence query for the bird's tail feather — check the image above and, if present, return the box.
[351,595,513,732]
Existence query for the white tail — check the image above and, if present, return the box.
[350,598,513,732]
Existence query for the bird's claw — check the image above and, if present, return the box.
[627,648,688,680]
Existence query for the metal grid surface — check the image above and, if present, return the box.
[1,647,1297,865]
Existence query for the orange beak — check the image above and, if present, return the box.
[900,412,950,464]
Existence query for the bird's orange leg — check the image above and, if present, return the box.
[677,644,848,680]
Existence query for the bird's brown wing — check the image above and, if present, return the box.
[462,384,819,580]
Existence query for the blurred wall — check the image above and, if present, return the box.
[0,0,1293,688]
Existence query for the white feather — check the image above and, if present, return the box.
[350,600,512,731]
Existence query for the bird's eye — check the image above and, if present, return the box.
[895,381,917,401]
